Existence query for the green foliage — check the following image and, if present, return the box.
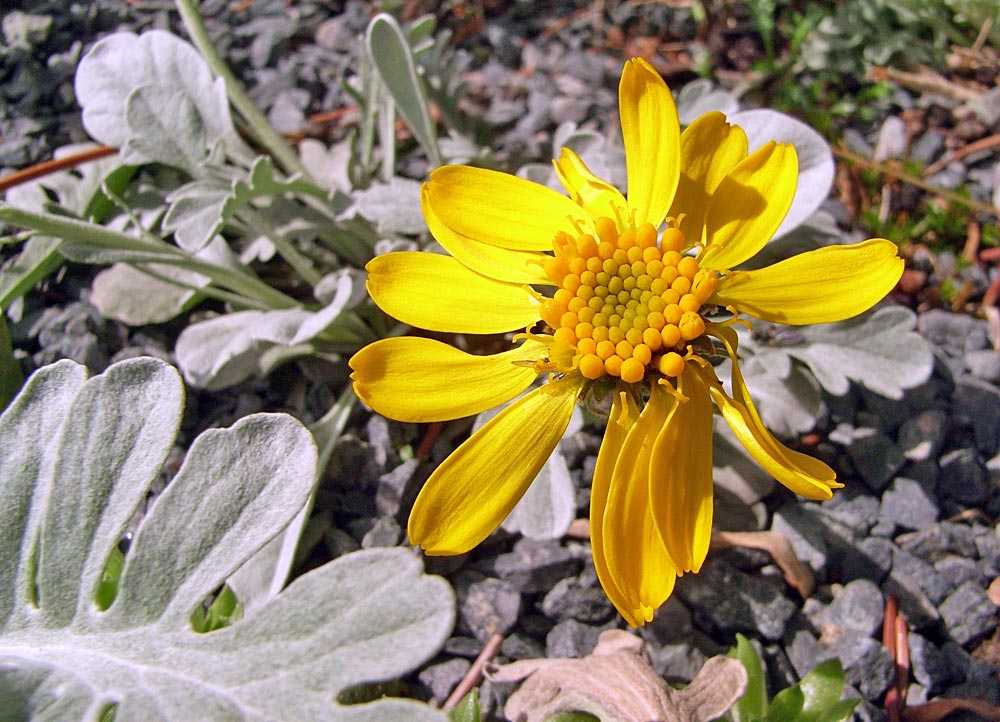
[0,313,20,411]
[727,635,858,722]
[447,690,481,722]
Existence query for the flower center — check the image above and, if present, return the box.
[540,216,717,384]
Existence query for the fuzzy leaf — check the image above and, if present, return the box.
[729,110,834,240]
[0,357,453,721]
[122,85,208,175]
[366,14,441,168]
[785,306,932,399]
[738,355,824,437]
[354,177,426,235]
[90,262,207,325]
[75,30,249,163]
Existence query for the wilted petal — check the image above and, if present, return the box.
[350,337,546,423]
[602,380,678,626]
[711,239,904,325]
[590,390,641,623]
[649,369,715,573]
[619,57,680,228]
[366,251,540,334]
[408,375,584,554]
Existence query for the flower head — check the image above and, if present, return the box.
[349,58,903,625]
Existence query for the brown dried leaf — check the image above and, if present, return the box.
[486,629,747,722]
[712,530,816,598]
[902,698,1000,722]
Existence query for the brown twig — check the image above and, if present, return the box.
[868,65,983,104]
[833,145,1000,218]
[415,421,443,460]
[922,132,1000,177]
[443,633,504,711]
[883,595,909,722]
[0,145,118,195]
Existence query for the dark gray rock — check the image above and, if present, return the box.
[638,595,694,646]
[821,580,884,638]
[545,618,606,658]
[918,309,989,356]
[965,349,1000,383]
[828,632,895,701]
[456,573,522,643]
[884,570,940,630]
[375,458,420,517]
[880,476,939,531]
[820,493,881,537]
[893,548,952,604]
[974,528,1000,574]
[938,447,989,506]
[840,536,894,584]
[845,428,905,492]
[935,555,986,588]
[444,636,485,659]
[908,632,965,694]
[897,409,948,461]
[539,576,615,624]
[939,580,998,646]
[418,657,470,705]
[675,558,797,641]
[486,538,578,594]
[898,521,980,561]
[954,376,1000,455]
[500,632,546,661]
[771,503,829,574]
[647,643,708,684]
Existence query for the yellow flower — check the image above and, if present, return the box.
[349,58,903,626]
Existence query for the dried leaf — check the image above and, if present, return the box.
[486,630,746,722]
[903,699,1000,722]
[712,530,816,598]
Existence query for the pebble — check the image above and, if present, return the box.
[418,658,470,705]
[965,349,1000,383]
[845,428,905,492]
[545,618,607,658]
[938,580,999,646]
[676,558,797,641]
[953,377,1000,455]
[455,573,522,644]
[820,579,884,639]
[896,409,948,461]
[484,538,579,594]
[840,536,894,583]
[908,633,964,694]
[359,515,401,548]
[771,503,829,574]
[539,576,615,624]
[937,448,989,506]
[880,476,939,530]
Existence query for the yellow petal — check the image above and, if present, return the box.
[602,380,678,626]
[424,165,589,251]
[408,374,584,554]
[699,141,798,270]
[711,239,904,325]
[649,370,715,573]
[590,389,641,623]
[553,147,627,223]
[422,186,552,286]
[350,337,546,423]
[366,251,539,334]
[668,111,748,246]
[619,57,680,228]
[707,326,841,499]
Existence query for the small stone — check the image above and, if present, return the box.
[501,632,546,661]
[965,349,1000,383]
[935,555,986,588]
[918,309,989,356]
[486,538,578,594]
[675,558,797,641]
[938,448,989,506]
[647,643,708,684]
[939,580,999,646]
[324,527,359,559]
[884,572,940,630]
[880,476,939,531]
[830,632,895,701]
[897,409,948,461]
[893,549,952,604]
[821,579,884,639]
[456,573,521,643]
[975,528,1000,574]
[360,515,401,548]
[898,521,980,561]
[845,428,905,492]
[375,458,420,517]
[539,576,615,624]
[954,377,1000,455]
[944,650,1000,703]
[419,658,470,705]
[840,536,894,583]
[771,503,829,574]
[910,130,944,162]
[545,618,605,658]
[908,633,964,694]
[444,636,484,659]
[819,493,881,537]
[638,595,694,646]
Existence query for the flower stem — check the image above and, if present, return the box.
[173,0,314,183]
[0,204,299,310]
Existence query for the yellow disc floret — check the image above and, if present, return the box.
[541,217,716,382]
